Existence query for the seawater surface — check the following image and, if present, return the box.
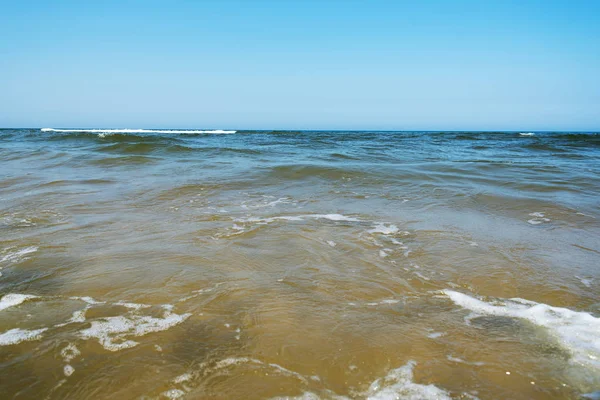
[1,129,599,399]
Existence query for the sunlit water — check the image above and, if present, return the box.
[1,129,599,399]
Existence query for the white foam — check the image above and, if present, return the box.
[41,128,236,134]
[63,365,75,377]
[443,290,600,369]
[414,272,430,281]
[236,213,359,225]
[238,216,303,224]
[271,393,321,400]
[0,246,38,263]
[264,198,291,207]
[575,276,593,288]
[0,293,38,311]
[265,361,453,400]
[69,309,87,323]
[161,389,186,399]
[447,355,485,366]
[368,223,399,235]
[79,309,191,351]
[519,132,536,136]
[527,212,550,225]
[71,296,105,305]
[326,240,337,247]
[311,214,360,222]
[61,343,80,364]
[365,361,452,400]
[55,308,88,328]
[244,197,293,209]
[0,327,47,345]
[173,372,193,384]
[364,299,401,307]
[427,332,445,339]
[115,301,151,310]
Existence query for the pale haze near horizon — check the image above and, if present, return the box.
[1,0,599,131]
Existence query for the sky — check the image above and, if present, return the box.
[1,0,599,130]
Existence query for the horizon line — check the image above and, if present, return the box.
[1,127,600,133]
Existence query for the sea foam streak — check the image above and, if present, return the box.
[364,361,452,400]
[79,308,191,351]
[165,358,452,400]
[268,361,451,400]
[41,128,236,134]
[235,214,361,224]
[443,290,600,369]
[0,246,38,263]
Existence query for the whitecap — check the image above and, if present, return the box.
[68,309,87,323]
[0,293,38,311]
[443,290,600,369]
[368,223,399,235]
[519,132,536,136]
[63,365,75,377]
[172,372,193,384]
[161,389,186,399]
[0,327,47,345]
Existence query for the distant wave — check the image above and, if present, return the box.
[41,128,237,134]
[519,132,536,136]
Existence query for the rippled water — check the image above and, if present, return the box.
[1,129,599,399]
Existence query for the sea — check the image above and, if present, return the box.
[1,128,599,399]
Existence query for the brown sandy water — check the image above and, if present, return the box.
[1,129,599,399]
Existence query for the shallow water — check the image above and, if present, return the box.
[1,129,599,399]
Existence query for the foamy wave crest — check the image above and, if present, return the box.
[0,327,48,346]
[41,128,236,134]
[443,290,600,369]
[0,293,38,311]
[519,132,536,136]
[368,223,399,235]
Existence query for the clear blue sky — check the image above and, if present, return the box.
[1,0,598,130]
